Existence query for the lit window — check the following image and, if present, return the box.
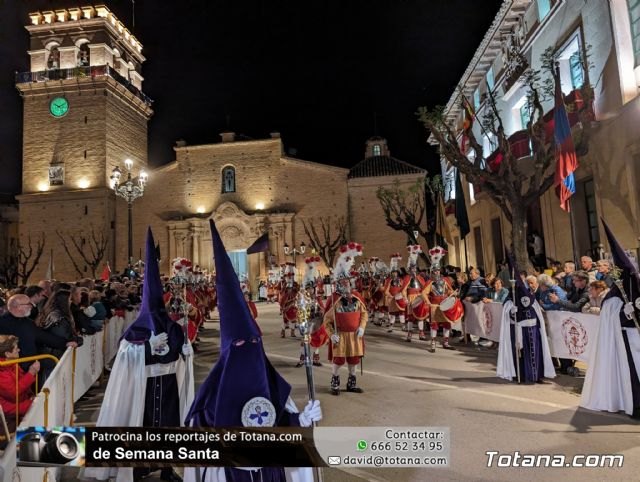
[373,144,381,156]
[221,166,236,193]
[538,0,551,22]
[473,89,481,110]
[556,31,584,95]
[486,67,494,91]
[520,102,531,129]
[628,0,640,66]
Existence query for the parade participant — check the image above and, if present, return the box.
[83,228,194,482]
[497,278,555,384]
[384,253,407,333]
[168,259,201,345]
[279,262,299,338]
[424,246,461,352]
[243,289,262,336]
[369,260,388,326]
[296,258,326,367]
[323,243,367,395]
[184,220,321,482]
[403,245,430,342]
[267,267,279,303]
[581,222,640,418]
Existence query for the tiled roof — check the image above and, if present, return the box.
[348,156,426,179]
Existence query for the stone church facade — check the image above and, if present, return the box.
[14,6,426,284]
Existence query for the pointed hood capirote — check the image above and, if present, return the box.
[184,219,292,427]
[121,227,182,345]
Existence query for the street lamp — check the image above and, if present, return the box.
[283,241,306,265]
[110,158,148,263]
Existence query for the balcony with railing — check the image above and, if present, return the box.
[471,87,593,196]
[15,65,153,106]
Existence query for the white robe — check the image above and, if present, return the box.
[580,297,640,415]
[82,339,194,482]
[496,300,556,380]
[183,397,314,482]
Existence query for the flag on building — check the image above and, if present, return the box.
[553,76,579,212]
[454,168,470,239]
[100,262,111,281]
[461,96,475,155]
[436,190,453,245]
[246,232,270,254]
[45,249,54,280]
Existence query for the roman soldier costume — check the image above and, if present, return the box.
[279,262,299,338]
[424,246,462,352]
[384,253,407,333]
[323,242,367,395]
[403,244,430,342]
[296,257,326,367]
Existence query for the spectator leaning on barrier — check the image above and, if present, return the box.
[525,275,539,299]
[0,335,40,417]
[580,256,598,283]
[70,286,96,335]
[483,278,509,304]
[36,290,81,361]
[582,280,610,315]
[537,274,567,311]
[595,259,615,288]
[460,268,489,303]
[0,294,73,373]
[88,290,107,330]
[550,271,590,313]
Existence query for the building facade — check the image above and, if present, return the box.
[15,6,426,284]
[437,0,640,274]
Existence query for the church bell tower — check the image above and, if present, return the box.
[16,5,153,281]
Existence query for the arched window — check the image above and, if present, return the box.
[372,144,381,156]
[222,166,236,193]
[77,41,90,67]
[47,45,60,70]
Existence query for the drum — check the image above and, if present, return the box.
[411,297,429,321]
[284,304,298,322]
[440,296,464,322]
[394,292,407,310]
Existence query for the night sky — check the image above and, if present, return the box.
[0,0,502,196]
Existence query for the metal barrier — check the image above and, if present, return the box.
[0,355,59,430]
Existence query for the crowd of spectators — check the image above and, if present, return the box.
[0,276,141,421]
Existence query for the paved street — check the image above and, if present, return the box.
[74,302,640,482]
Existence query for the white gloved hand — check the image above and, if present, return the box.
[357,327,365,338]
[623,302,635,319]
[182,343,194,356]
[149,331,169,355]
[83,306,96,317]
[298,400,322,427]
[510,306,518,316]
[330,333,340,344]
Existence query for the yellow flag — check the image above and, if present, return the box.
[436,192,453,245]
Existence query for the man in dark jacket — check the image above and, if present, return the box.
[0,294,76,372]
[460,268,489,303]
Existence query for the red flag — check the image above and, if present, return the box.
[100,262,111,281]
[553,77,578,212]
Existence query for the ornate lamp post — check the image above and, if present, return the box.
[283,241,306,265]
[110,158,148,263]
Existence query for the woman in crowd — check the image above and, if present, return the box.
[0,335,40,417]
[483,278,509,304]
[582,280,610,315]
[537,274,567,311]
[36,290,79,360]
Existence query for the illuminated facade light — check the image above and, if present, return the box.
[255,202,265,210]
[78,178,90,189]
[197,206,206,214]
[38,182,49,192]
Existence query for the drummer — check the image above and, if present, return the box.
[403,251,430,342]
[383,268,407,334]
[424,246,462,352]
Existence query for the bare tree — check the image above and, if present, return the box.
[56,227,109,278]
[0,234,45,286]
[417,46,594,273]
[301,216,348,268]
[376,176,441,264]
